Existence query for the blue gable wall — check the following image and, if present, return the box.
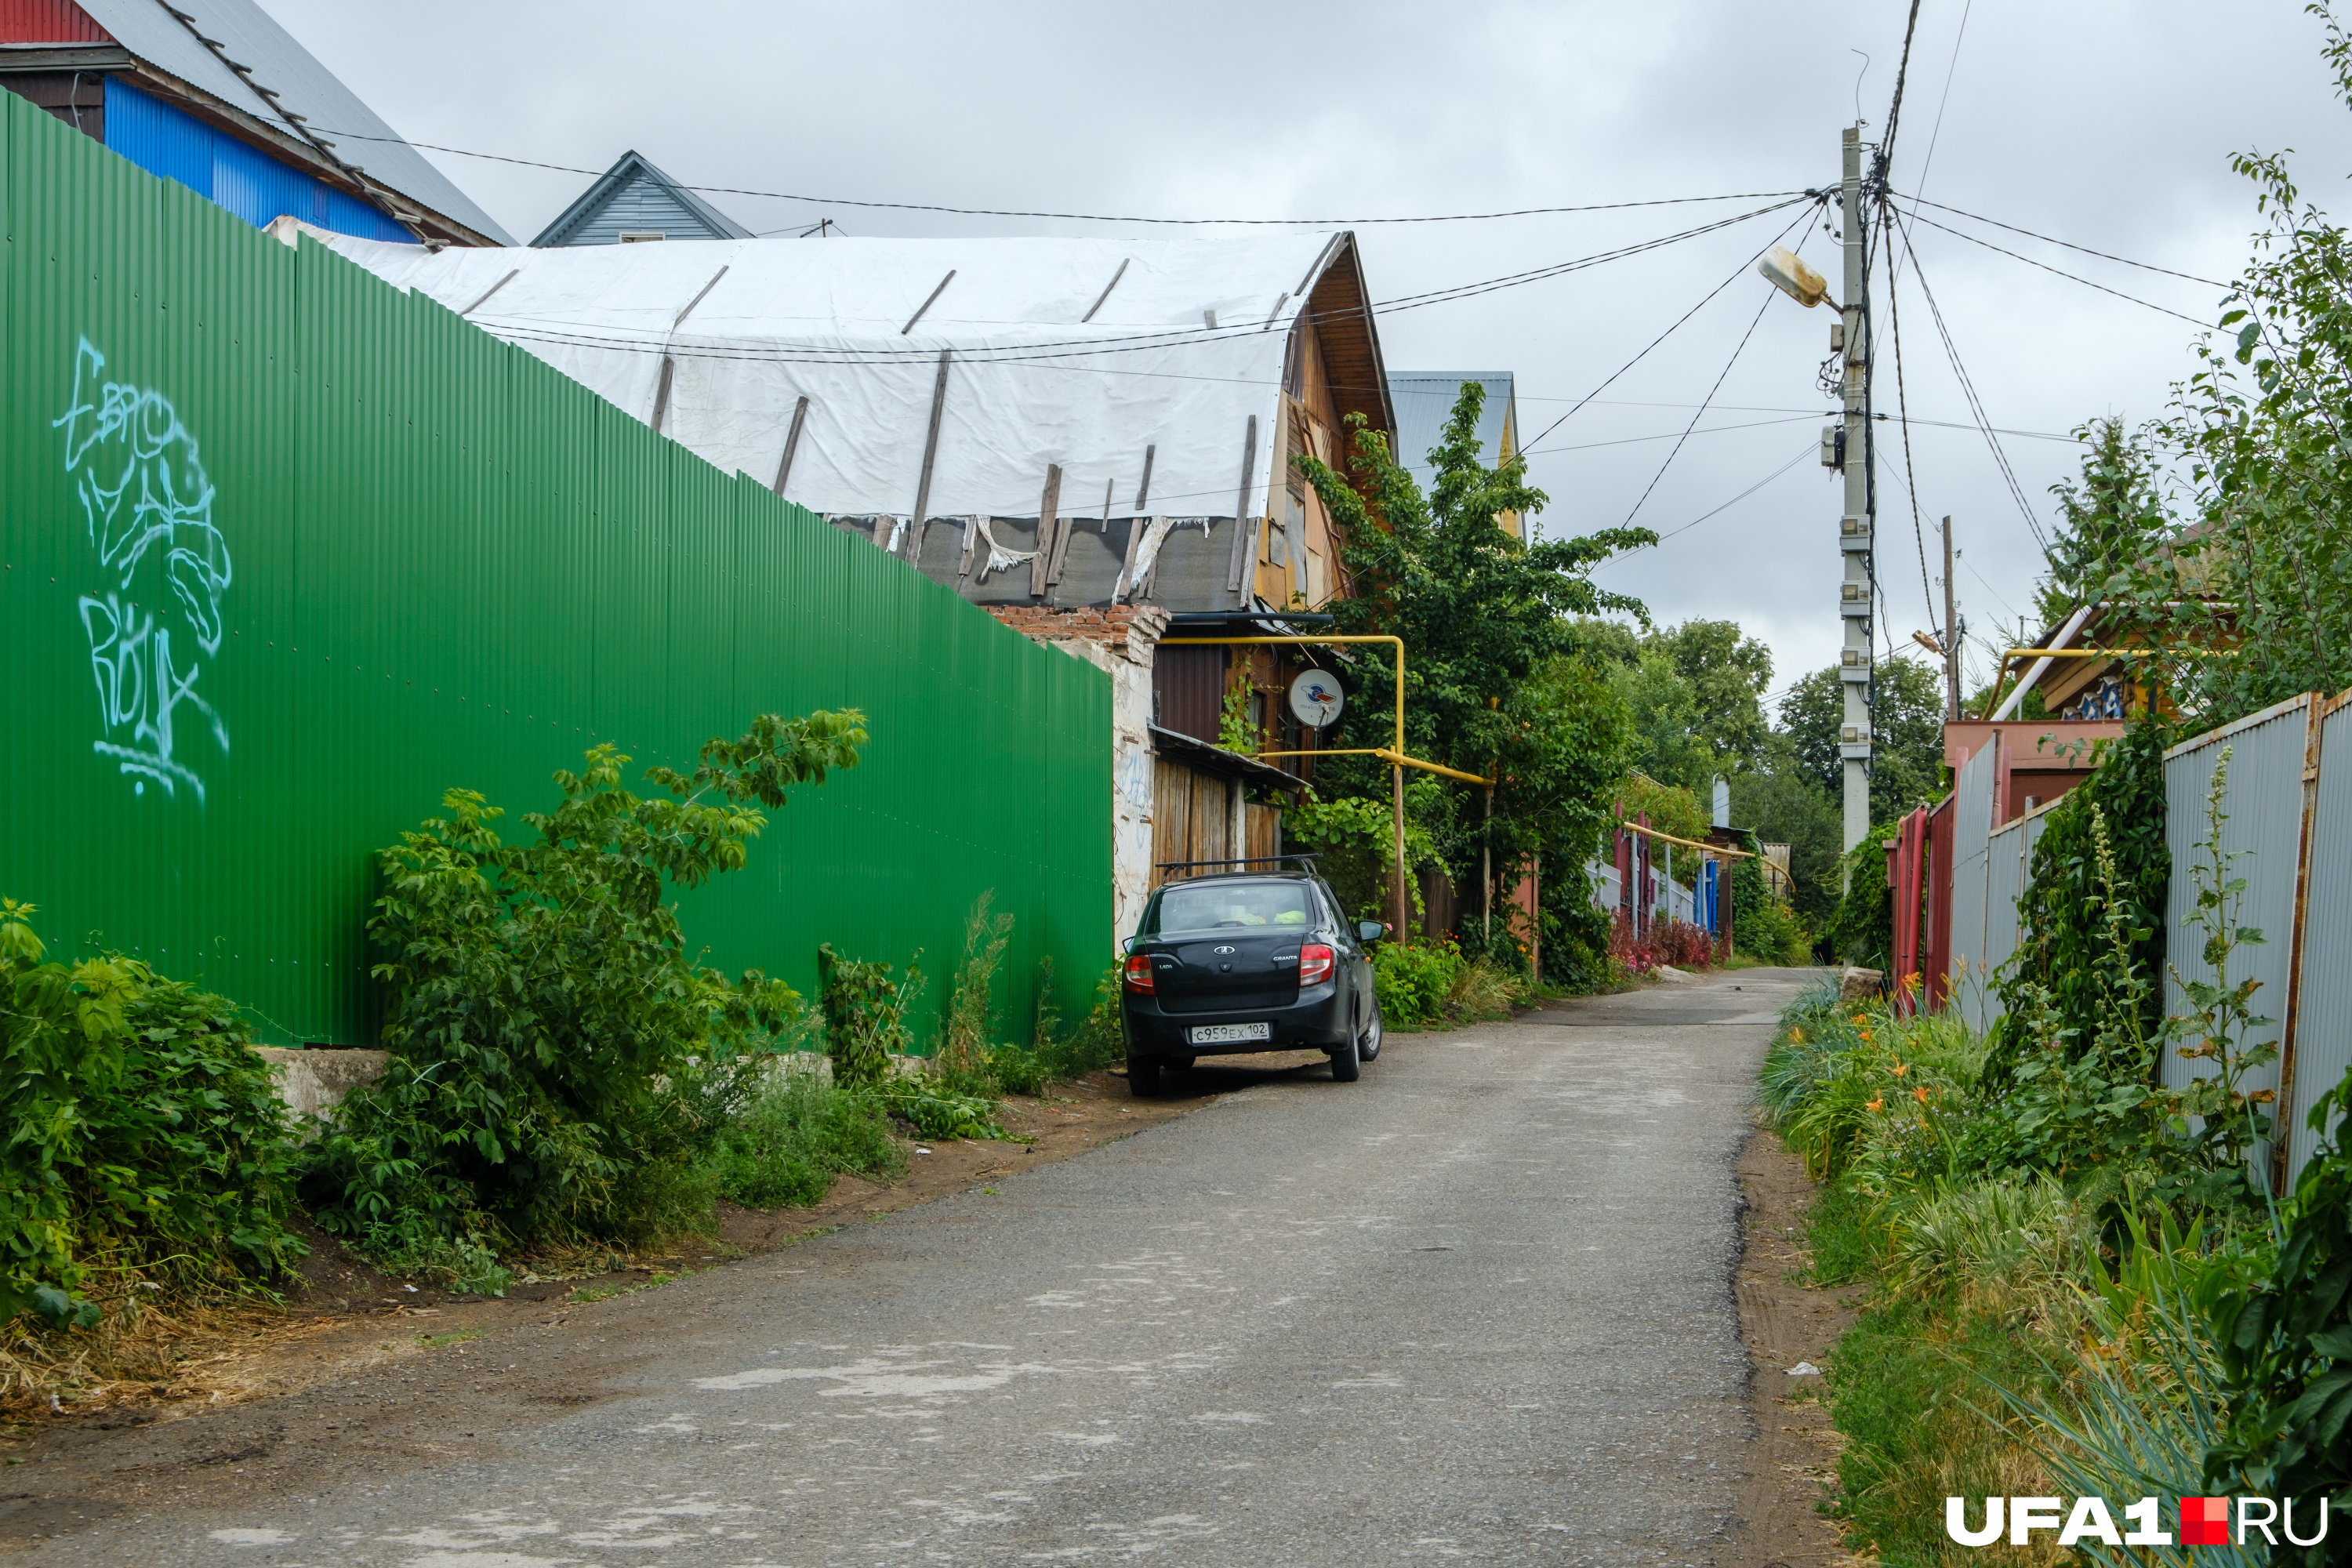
[103,78,411,242]
[543,167,742,245]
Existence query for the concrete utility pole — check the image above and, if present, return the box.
[1835,125,1875,855]
[1941,514,1962,720]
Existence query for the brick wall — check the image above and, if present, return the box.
[985,603,1168,653]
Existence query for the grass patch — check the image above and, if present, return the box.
[698,1068,907,1209]
[416,1328,482,1349]
[1823,1288,2070,1566]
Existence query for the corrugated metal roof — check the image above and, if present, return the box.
[1386,371,1515,492]
[532,150,754,247]
[73,0,513,243]
[0,0,112,42]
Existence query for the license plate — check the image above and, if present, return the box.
[1189,1022,1271,1045]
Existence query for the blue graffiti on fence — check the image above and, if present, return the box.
[54,338,231,804]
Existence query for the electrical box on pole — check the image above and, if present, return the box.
[1837,124,1875,858]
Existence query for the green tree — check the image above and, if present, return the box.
[1730,743,1843,926]
[1577,617,1771,793]
[1294,383,1651,936]
[1779,656,1947,823]
[2056,9,2352,731]
[1607,646,1709,793]
[1655,619,1774,779]
[2037,417,2174,630]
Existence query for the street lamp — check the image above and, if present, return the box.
[1758,246,1839,313]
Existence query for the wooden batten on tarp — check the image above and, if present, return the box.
[957,514,981,579]
[771,395,811,498]
[906,350,953,562]
[1029,466,1065,597]
[1224,415,1260,594]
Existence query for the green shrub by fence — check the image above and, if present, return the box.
[0,94,1110,1048]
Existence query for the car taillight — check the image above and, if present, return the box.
[1298,944,1335,986]
[1123,953,1156,993]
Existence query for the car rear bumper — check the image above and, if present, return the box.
[1122,986,1350,1058]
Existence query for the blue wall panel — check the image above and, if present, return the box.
[103,77,410,243]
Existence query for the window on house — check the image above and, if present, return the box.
[618,231,666,243]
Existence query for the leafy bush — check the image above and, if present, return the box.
[1443,956,1522,1020]
[701,1065,905,1208]
[1284,793,1438,922]
[1822,830,1894,969]
[1369,938,1523,1027]
[2206,1060,2352,1558]
[1651,918,1717,970]
[1735,892,1812,966]
[300,712,865,1270]
[1374,939,1464,1026]
[1,901,307,1326]
[1998,714,2169,1055]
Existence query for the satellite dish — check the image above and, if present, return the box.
[1287,668,1344,730]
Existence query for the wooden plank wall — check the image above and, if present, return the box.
[1152,757,1232,887]
[1245,802,1282,869]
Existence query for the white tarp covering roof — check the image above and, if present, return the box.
[299,230,1351,521]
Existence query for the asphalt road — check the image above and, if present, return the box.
[53,967,1815,1568]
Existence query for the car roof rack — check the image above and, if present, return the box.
[1154,854,1319,875]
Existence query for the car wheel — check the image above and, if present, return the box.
[1357,1003,1382,1062]
[1127,1054,1162,1097]
[1328,1031,1362,1083]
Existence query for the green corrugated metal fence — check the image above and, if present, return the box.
[0,94,1112,1048]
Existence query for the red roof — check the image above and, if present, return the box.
[0,0,113,43]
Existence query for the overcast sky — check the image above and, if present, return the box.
[268,0,2348,709]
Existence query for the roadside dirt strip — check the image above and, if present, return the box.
[14,972,1830,1566]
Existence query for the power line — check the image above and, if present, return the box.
[304,122,1805,227]
[1519,414,1819,458]
[1596,439,1820,563]
[1958,550,2019,618]
[469,198,1812,369]
[1514,200,1826,456]
[1880,203,1941,644]
[1621,289,1775,527]
[1887,211,2048,551]
[1886,192,2230,288]
[1507,394,2074,441]
[1913,0,1974,198]
[1896,209,2212,325]
[1879,0,1927,173]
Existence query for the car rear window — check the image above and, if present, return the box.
[1152,881,1314,935]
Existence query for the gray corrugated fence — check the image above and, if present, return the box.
[2161,695,2316,1181]
[1980,805,2053,1029]
[1948,742,1996,1032]
[1938,689,2352,1189]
